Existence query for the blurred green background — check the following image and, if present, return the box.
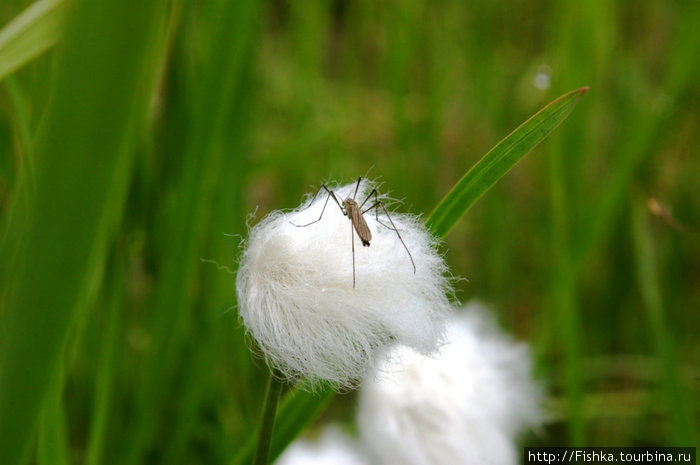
[0,0,698,463]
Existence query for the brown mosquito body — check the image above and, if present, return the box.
[293,177,416,288]
[343,198,371,246]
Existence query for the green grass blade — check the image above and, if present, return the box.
[630,199,697,443]
[232,383,335,465]
[0,0,165,462]
[252,373,284,465]
[37,367,69,465]
[0,0,70,81]
[84,251,127,465]
[118,2,260,464]
[547,133,585,445]
[425,87,588,238]
[0,76,36,304]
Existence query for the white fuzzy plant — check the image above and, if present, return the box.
[272,303,543,465]
[358,302,543,465]
[236,178,453,387]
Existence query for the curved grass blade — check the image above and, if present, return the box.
[0,0,70,81]
[426,87,588,239]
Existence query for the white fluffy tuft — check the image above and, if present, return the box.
[236,179,452,387]
[358,302,543,465]
[275,426,368,465]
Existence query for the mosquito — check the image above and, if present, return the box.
[292,177,416,288]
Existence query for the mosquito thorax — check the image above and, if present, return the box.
[343,198,356,213]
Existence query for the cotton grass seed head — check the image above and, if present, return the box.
[236,178,452,387]
[358,302,542,465]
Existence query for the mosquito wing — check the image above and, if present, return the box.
[350,205,372,246]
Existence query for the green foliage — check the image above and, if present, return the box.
[0,0,166,463]
[0,0,697,464]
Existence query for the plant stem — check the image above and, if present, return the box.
[253,369,284,465]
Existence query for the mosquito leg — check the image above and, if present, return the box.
[292,185,344,227]
[295,183,324,213]
[358,187,375,210]
[325,187,344,212]
[351,219,356,288]
[363,200,416,274]
[360,189,392,230]
[352,176,362,200]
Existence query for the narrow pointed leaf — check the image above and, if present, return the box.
[426,87,588,238]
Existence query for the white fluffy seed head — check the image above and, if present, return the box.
[236,179,453,387]
[274,426,367,465]
[358,302,543,465]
